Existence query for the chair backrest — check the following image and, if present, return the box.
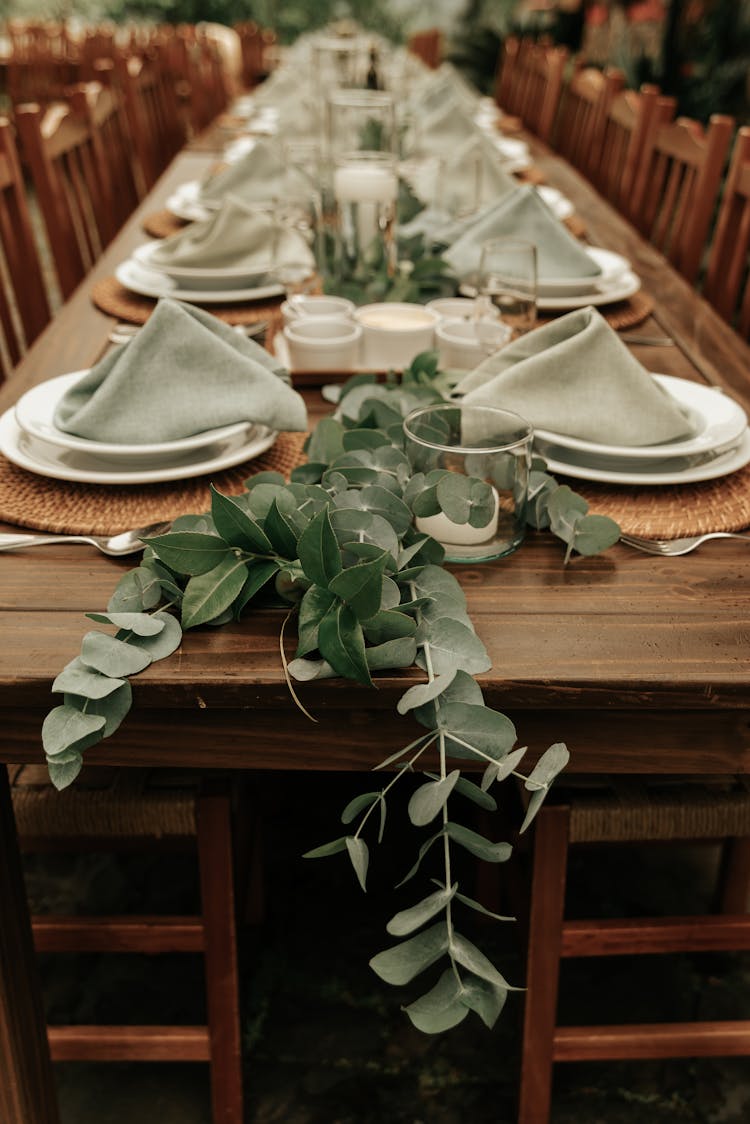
[704,127,750,339]
[0,117,51,383]
[631,112,735,283]
[69,81,142,231]
[15,99,114,300]
[553,66,625,181]
[512,40,569,144]
[594,84,670,217]
[494,35,520,114]
[407,29,443,70]
[113,52,185,190]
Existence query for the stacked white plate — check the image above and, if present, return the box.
[1,371,276,485]
[116,240,285,305]
[534,374,750,485]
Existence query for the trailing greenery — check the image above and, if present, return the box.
[43,354,619,1030]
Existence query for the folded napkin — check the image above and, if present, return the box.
[54,300,307,444]
[455,307,696,447]
[414,68,477,117]
[443,185,602,280]
[199,138,285,206]
[442,133,518,215]
[147,196,314,274]
[416,100,480,158]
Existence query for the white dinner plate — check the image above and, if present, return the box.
[535,247,632,296]
[14,372,251,461]
[535,375,748,462]
[132,240,273,290]
[537,271,642,311]
[115,258,285,305]
[538,427,750,486]
[537,186,574,221]
[0,408,277,485]
[165,179,217,223]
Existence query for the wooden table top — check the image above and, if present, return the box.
[1,134,749,775]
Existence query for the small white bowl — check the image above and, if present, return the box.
[426,297,500,321]
[355,302,439,369]
[280,295,356,327]
[436,318,512,369]
[283,316,362,371]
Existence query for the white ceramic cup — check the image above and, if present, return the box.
[436,318,513,369]
[280,295,356,327]
[355,302,439,369]
[426,297,499,321]
[283,316,362,371]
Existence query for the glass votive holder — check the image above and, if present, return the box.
[402,403,533,563]
[332,150,398,281]
[326,89,397,160]
[478,238,538,338]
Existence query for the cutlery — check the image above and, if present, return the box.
[108,321,269,344]
[620,531,750,555]
[0,521,171,556]
[620,334,675,346]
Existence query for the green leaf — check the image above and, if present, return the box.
[570,514,621,557]
[408,770,460,826]
[436,473,496,529]
[365,637,418,671]
[520,788,548,834]
[234,560,280,619]
[387,883,457,937]
[118,612,182,661]
[47,753,83,791]
[306,417,345,463]
[303,836,349,859]
[328,554,388,621]
[318,601,373,687]
[80,632,151,677]
[482,745,528,789]
[451,888,515,922]
[413,668,484,729]
[85,612,164,636]
[42,705,106,757]
[264,499,299,558]
[330,509,400,559]
[295,586,336,657]
[346,836,369,891]
[525,742,570,790]
[417,619,490,676]
[451,931,515,991]
[357,485,413,535]
[244,471,286,489]
[397,670,457,715]
[342,428,390,451]
[445,822,512,863]
[546,485,588,545]
[438,701,517,762]
[287,657,336,681]
[363,609,417,645]
[141,532,231,575]
[369,921,449,985]
[452,776,497,811]
[297,508,342,589]
[52,658,125,699]
[141,557,184,601]
[290,461,326,485]
[396,829,443,887]
[409,564,466,609]
[209,486,274,552]
[64,680,132,738]
[404,969,469,1034]
[181,558,248,630]
[107,566,162,612]
[341,791,381,824]
[458,974,508,1029]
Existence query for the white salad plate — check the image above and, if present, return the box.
[536,271,641,311]
[14,371,251,461]
[534,375,748,462]
[132,240,273,290]
[165,179,216,222]
[0,408,276,485]
[537,427,750,486]
[115,258,285,304]
[535,247,632,296]
[536,186,574,221]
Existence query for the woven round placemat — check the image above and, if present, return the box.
[0,432,307,536]
[538,290,655,331]
[564,213,587,240]
[142,210,190,239]
[91,277,283,327]
[515,165,547,186]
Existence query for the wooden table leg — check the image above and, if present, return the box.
[0,767,60,1124]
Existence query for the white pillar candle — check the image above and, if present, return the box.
[333,164,398,204]
[415,486,500,548]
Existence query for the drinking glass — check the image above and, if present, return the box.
[403,404,533,563]
[332,150,398,282]
[326,89,396,160]
[477,239,537,338]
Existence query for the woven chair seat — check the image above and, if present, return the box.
[9,765,197,839]
[566,776,750,844]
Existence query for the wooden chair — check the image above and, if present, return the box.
[553,66,625,182]
[518,777,750,1124]
[15,99,117,300]
[113,53,186,190]
[10,765,244,1124]
[494,35,521,115]
[631,112,735,284]
[594,84,673,220]
[0,117,51,383]
[69,81,142,231]
[503,39,568,145]
[704,127,750,339]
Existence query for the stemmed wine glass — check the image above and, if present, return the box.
[477,238,538,340]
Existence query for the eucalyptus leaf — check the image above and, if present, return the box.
[341,792,381,825]
[445,822,512,863]
[209,486,274,553]
[64,679,132,738]
[42,705,106,757]
[107,566,162,612]
[296,586,336,657]
[141,532,231,576]
[570,514,621,557]
[303,836,349,859]
[525,742,570,790]
[181,558,248,630]
[482,745,528,789]
[520,787,548,834]
[318,601,373,687]
[395,830,443,887]
[417,619,490,676]
[48,753,83,791]
[408,770,460,826]
[451,888,515,922]
[52,658,125,699]
[264,499,299,558]
[452,776,497,811]
[330,509,400,558]
[346,836,369,891]
[290,462,326,484]
[546,485,588,545]
[342,428,390,451]
[387,883,457,937]
[234,560,280,619]
[369,921,449,985]
[397,670,458,715]
[80,632,151,677]
[404,969,469,1034]
[366,637,417,670]
[413,669,484,728]
[328,553,388,621]
[306,417,345,462]
[451,931,515,990]
[120,612,182,661]
[287,657,336,681]
[438,700,517,762]
[297,508,343,589]
[85,612,164,636]
[363,609,417,646]
[458,974,508,1029]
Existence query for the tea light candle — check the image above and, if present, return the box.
[333,163,398,204]
[415,486,500,547]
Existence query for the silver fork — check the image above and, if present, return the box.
[620,531,750,555]
[0,521,171,556]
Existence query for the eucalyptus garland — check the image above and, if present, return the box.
[42,354,619,1032]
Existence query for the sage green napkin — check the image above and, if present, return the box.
[199,138,285,206]
[416,100,479,157]
[455,307,695,446]
[442,133,518,215]
[414,68,477,117]
[54,299,307,444]
[443,185,601,280]
[147,196,314,274]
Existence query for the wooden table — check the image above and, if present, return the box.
[1,133,750,1124]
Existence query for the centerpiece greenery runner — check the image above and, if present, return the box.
[42,354,619,1032]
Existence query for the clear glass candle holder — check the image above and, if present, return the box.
[403,404,533,563]
[478,238,538,337]
[332,150,398,282]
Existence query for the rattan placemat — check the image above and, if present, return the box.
[564,214,587,240]
[142,211,189,239]
[538,290,655,331]
[516,166,547,186]
[91,277,282,327]
[0,433,307,536]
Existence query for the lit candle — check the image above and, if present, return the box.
[415,486,500,547]
[333,163,398,204]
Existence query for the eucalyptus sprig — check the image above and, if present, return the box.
[41,353,619,1032]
